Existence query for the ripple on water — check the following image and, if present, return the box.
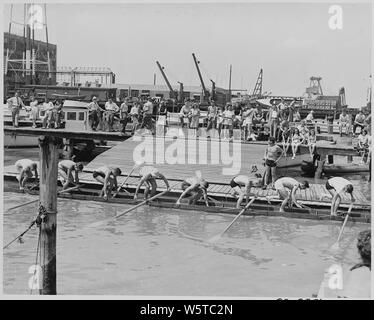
[3,192,369,297]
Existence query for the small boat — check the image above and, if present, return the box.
[3,177,370,223]
[301,160,369,176]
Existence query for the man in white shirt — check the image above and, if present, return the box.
[353,109,366,135]
[179,100,192,128]
[42,98,55,128]
[338,109,351,136]
[87,96,104,130]
[305,110,314,122]
[104,98,119,131]
[120,98,130,134]
[7,91,25,127]
[141,98,155,134]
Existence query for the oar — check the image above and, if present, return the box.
[330,203,354,250]
[112,164,138,198]
[115,190,169,219]
[207,197,256,243]
[7,185,81,211]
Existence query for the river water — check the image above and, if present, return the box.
[3,192,369,297]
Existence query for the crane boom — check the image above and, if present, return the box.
[156,61,175,99]
[192,53,209,101]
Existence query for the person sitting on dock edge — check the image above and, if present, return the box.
[15,159,38,191]
[266,177,309,212]
[134,166,170,200]
[176,175,209,206]
[58,160,84,190]
[321,177,355,216]
[230,165,262,208]
[93,166,122,200]
[104,98,119,132]
[263,136,284,189]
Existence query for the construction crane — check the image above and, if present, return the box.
[177,81,184,103]
[192,53,210,102]
[210,79,216,101]
[156,61,176,100]
[252,68,263,98]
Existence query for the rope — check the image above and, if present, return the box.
[3,219,36,249]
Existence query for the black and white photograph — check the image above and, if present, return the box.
[1,1,372,300]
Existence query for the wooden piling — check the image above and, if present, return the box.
[315,159,326,179]
[38,136,60,295]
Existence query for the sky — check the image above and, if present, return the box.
[3,2,372,106]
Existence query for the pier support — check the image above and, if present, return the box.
[347,155,353,163]
[38,136,60,295]
[315,159,325,179]
[327,155,334,164]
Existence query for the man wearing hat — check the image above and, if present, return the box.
[87,96,104,130]
[7,91,25,127]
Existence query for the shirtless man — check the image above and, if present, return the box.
[134,166,170,200]
[338,109,351,136]
[93,166,122,200]
[176,176,209,206]
[58,160,84,190]
[179,101,192,128]
[15,159,38,190]
[321,177,355,216]
[267,177,309,212]
[263,136,284,189]
[230,165,262,208]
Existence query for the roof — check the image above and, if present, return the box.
[115,83,204,93]
[62,100,89,109]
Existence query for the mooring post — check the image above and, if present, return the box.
[38,136,60,295]
[315,159,325,179]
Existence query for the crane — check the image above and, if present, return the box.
[192,53,210,102]
[177,81,184,103]
[210,79,216,101]
[252,68,263,98]
[156,61,176,100]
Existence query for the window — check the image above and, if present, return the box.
[78,112,85,121]
[67,112,77,120]
[155,93,164,98]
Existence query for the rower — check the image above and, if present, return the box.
[267,177,309,212]
[230,165,262,208]
[58,160,84,190]
[176,176,209,206]
[321,177,355,216]
[15,159,38,190]
[93,166,122,200]
[134,166,170,200]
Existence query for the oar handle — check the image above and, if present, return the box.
[112,165,137,197]
[336,203,353,242]
[115,190,168,219]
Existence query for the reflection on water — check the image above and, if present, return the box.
[3,192,368,297]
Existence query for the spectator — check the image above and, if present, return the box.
[141,97,155,135]
[252,104,265,136]
[341,230,371,298]
[291,128,302,159]
[7,91,25,127]
[130,102,140,135]
[338,109,351,136]
[305,110,314,122]
[179,100,192,128]
[28,96,39,128]
[120,98,129,134]
[308,128,317,158]
[53,100,63,128]
[242,104,255,141]
[353,109,366,136]
[293,107,301,122]
[216,106,224,138]
[104,98,119,131]
[357,128,370,163]
[42,98,54,129]
[206,100,218,137]
[278,119,291,154]
[222,104,235,140]
[190,103,200,136]
[287,99,297,122]
[87,96,104,131]
[268,101,280,138]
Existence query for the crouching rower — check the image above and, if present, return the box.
[230,165,262,208]
[58,160,84,190]
[320,177,355,216]
[134,166,170,200]
[93,166,122,200]
[267,177,309,212]
[15,159,38,190]
[176,176,209,206]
